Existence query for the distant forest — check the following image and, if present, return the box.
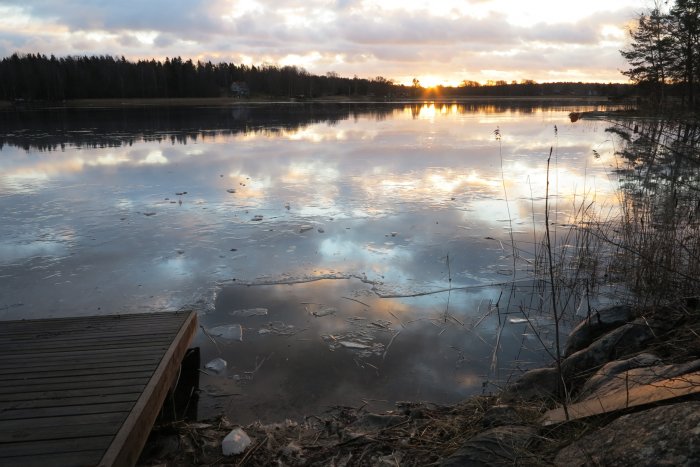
[0,53,633,102]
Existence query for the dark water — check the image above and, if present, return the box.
[0,102,619,422]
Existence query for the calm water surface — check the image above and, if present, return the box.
[0,102,619,422]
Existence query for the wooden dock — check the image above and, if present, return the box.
[0,310,197,467]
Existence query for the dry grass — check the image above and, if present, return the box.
[139,397,548,466]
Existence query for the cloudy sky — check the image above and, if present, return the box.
[0,0,646,85]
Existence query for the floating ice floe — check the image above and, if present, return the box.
[322,332,385,358]
[508,317,529,324]
[205,357,227,374]
[229,307,268,318]
[258,321,298,336]
[312,306,337,317]
[207,324,243,341]
[339,341,370,349]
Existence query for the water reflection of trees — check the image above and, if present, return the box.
[0,104,391,152]
[606,117,700,302]
[1,102,609,152]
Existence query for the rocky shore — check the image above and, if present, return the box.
[139,302,700,466]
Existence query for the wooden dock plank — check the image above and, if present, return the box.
[1,450,105,467]
[0,392,141,412]
[1,363,158,381]
[0,356,162,374]
[0,436,114,457]
[99,310,197,467]
[0,385,147,403]
[0,344,171,362]
[0,310,197,467]
[0,377,153,395]
[1,412,128,435]
[543,371,700,424]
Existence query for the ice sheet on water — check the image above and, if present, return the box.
[244,272,355,286]
[208,324,243,341]
[229,307,268,318]
[258,321,298,336]
[508,317,529,324]
[309,305,337,317]
[322,331,385,358]
[205,357,227,374]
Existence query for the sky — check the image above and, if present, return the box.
[0,0,649,86]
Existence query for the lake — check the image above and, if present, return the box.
[0,101,621,422]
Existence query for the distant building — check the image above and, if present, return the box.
[230,81,250,97]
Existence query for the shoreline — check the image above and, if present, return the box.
[138,301,700,466]
[0,95,616,110]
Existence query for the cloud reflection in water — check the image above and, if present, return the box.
[0,103,620,421]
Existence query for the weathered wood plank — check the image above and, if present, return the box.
[0,322,183,337]
[0,376,151,395]
[0,411,127,434]
[0,336,176,353]
[1,420,123,443]
[0,449,105,467]
[0,400,135,421]
[0,311,188,329]
[0,355,161,374]
[0,392,141,412]
[0,344,171,362]
[99,310,197,467]
[0,435,113,456]
[0,310,197,467]
[0,384,146,403]
[0,370,155,389]
[543,371,700,424]
[1,363,158,381]
[0,324,183,346]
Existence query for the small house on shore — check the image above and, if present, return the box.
[230,81,250,97]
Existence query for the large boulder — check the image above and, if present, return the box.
[441,425,538,466]
[554,401,700,466]
[561,318,656,389]
[564,305,634,357]
[500,367,560,403]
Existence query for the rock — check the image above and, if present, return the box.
[481,405,521,428]
[579,357,700,401]
[564,305,634,357]
[222,427,252,456]
[500,367,560,402]
[561,318,656,389]
[440,425,537,466]
[554,402,700,466]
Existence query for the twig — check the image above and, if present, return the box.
[389,311,406,328]
[383,331,401,361]
[342,296,371,308]
[236,434,268,466]
[200,325,222,354]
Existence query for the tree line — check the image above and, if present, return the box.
[0,53,632,102]
[621,0,700,107]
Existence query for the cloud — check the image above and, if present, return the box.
[0,0,641,83]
